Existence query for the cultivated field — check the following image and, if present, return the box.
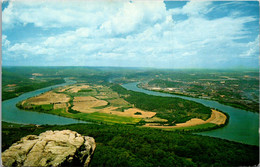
[20,84,150,124]
[143,109,227,129]
[72,96,108,113]
[19,83,226,128]
[25,92,70,105]
[100,108,156,118]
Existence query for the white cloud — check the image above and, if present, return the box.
[2,0,119,29]
[100,1,167,35]
[240,35,259,58]
[170,1,213,17]
[182,1,213,16]
[6,40,56,58]
[2,35,10,47]
[2,1,259,68]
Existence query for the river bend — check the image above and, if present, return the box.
[2,79,87,125]
[2,80,258,145]
[122,82,259,146]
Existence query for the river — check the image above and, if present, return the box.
[122,82,259,146]
[2,78,87,125]
[2,79,259,145]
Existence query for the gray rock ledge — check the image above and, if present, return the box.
[2,130,96,167]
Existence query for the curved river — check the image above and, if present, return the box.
[2,78,87,125]
[2,79,259,145]
[122,82,259,146]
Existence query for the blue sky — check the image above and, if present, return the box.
[2,0,259,69]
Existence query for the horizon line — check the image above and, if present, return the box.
[2,65,259,70]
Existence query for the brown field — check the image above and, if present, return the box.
[25,92,70,105]
[57,84,91,93]
[206,109,226,125]
[175,118,205,127]
[53,103,67,110]
[143,123,163,126]
[101,108,156,118]
[94,85,103,88]
[69,85,90,93]
[72,96,108,113]
[32,73,43,76]
[95,95,109,99]
[143,109,227,128]
[57,86,70,92]
[7,84,16,87]
[107,98,130,106]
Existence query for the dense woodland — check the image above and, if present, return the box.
[111,84,211,124]
[2,122,259,167]
[2,67,65,101]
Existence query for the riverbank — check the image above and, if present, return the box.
[123,82,259,146]
[2,79,258,145]
[138,84,258,113]
[142,109,228,132]
[2,78,88,125]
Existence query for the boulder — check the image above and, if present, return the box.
[2,130,96,167]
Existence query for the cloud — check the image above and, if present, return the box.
[2,1,259,68]
[2,0,118,29]
[2,35,10,47]
[170,1,213,17]
[240,35,259,58]
[100,1,167,36]
[3,37,56,59]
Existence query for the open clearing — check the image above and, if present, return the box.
[144,117,168,122]
[100,108,156,118]
[72,96,108,113]
[107,98,130,106]
[7,84,16,87]
[53,103,67,110]
[25,92,70,105]
[206,109,226,125]
[143,109,227,129]
[57,84,90,93]
[69,85,90,93]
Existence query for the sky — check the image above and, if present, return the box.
[1,0,259,69]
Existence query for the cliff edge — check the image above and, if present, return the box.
[2,130,96,167]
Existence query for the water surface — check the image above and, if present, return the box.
[2,79,87,125]
[122,82,259,146]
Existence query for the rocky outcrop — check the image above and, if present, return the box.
[2,130,96,167]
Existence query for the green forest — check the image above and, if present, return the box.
[2,67,65,101]
[111,84,211,124]
[2,122,258,167]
